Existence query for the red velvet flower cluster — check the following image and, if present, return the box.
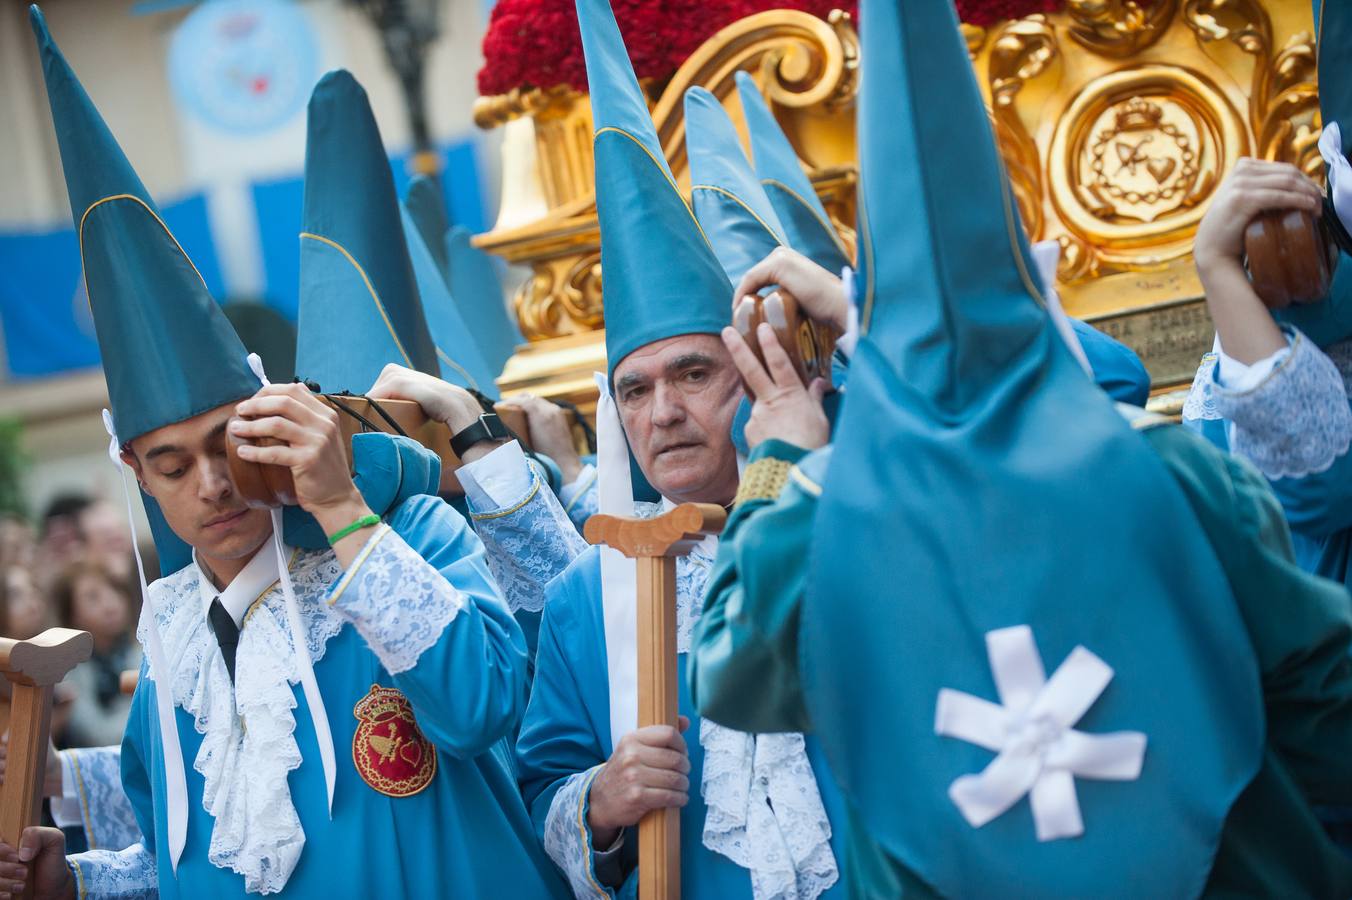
[477,0,1062,96]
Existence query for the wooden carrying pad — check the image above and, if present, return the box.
[584,503,727,900]
[1244,208,1341,309]
[225,396,541,506]
[732,288,836,398]
[0,628,92,899]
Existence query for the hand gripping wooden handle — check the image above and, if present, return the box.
[583,503,727,900]
[0,627,92,898]
[1243,208,1340,309]
[732,288,837,399]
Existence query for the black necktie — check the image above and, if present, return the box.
[207,598,239,684]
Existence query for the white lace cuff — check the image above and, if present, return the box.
[1214,330,1352,479]
[54,747,143,852]
[543,766,615,899]
[69,843,158,900]
[470,463,586,614]
[460,440,533,510]
[327,525,465,674]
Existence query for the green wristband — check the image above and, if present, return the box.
[327,513,381,546]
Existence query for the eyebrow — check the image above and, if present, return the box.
[143,420,229,460]
[667,353,715,374]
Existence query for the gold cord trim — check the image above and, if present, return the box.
[760,178,850,256]
[690,184,787,246]
[594,126,717,252]
[733,456,794,506]
[299,232,414,368]
[77,194,211,314]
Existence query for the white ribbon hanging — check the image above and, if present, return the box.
[934,625,1146,842]
[101,409,189,873]
[1321,122,1352,235]
[593,372,639,749]
[245,353,337,817]
[1031,240,1093,377]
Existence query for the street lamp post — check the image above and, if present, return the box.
[350,0,443,178]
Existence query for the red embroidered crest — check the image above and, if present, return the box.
[352,685,437,798]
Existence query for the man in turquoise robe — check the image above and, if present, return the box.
[0,13,565,898]
[692,0,1352,896]
[505,2,852,897]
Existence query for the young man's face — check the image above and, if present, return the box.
[613,332,744,506]
[124,403,271,566]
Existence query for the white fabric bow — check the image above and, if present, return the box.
[101,409,189,873]
[1321,122,1352,235]
[934,625,1147,841]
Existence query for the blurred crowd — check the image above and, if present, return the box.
[0,494,145,749]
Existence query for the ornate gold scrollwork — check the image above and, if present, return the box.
[1066,0,1178,57]
[987,15,1059,240]
[512,249,605,340]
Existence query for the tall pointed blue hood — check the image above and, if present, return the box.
[295,70,439,393]
[684,86,786,284]
[444,226,519,375]
[400,205,499,394]
[576,0,732,376]
[801,1,1262,895]
[735,71,849,274]
[404,174,452,285]
[30,5,255,444]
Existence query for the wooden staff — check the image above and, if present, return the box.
[0,628,91,899]
[584,503,727,900]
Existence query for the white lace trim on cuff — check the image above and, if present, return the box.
[327,525,465,674]
[543,766,613,899]
[1215,330,1352,479]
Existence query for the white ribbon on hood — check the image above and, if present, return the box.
[245,353,337,818]
[1322,122,1352,236]
[101,409,189,873]
[1031,240,1093,377]
[593,371,640,749]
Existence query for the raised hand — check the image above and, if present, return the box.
[498,394,584,483]
[721,324,829,452]
[734,247,848,333]
[366,364,489,435]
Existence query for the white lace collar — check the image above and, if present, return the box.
[193,538,283,628]
[146,548,344,894]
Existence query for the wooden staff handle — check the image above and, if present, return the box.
[584,503,727,900]
[0,628,92,898]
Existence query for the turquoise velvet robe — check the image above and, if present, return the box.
[516,546,852,898]
[692,429,1352,898]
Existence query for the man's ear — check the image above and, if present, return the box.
[119,447,150,494]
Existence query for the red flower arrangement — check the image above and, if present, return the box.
[477,0,1063,96]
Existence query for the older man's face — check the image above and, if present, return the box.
[613,333,744,506]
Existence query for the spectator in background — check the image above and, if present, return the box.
[36,493,91,589]
[2,564,50,640]
[50,561,138,748]
[0,515,36,569]
[75,500,134,586]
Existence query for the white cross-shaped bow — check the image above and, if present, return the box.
[934,625,1147,842]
